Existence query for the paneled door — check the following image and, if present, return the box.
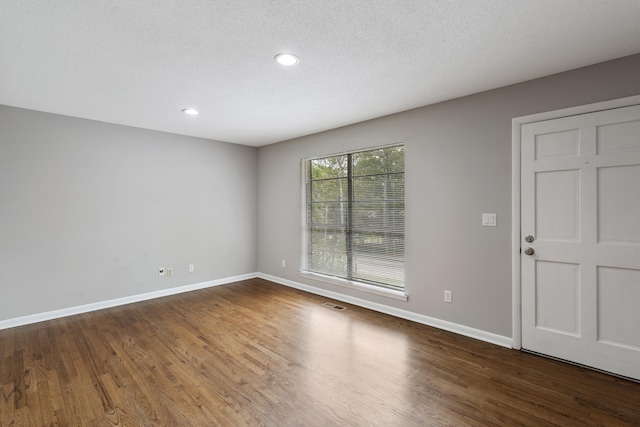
[521,104,640,380]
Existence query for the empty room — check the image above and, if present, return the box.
[1,1,640,426]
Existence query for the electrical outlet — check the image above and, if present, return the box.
[444,290,452,303]
[188,264,194,273]
[167,268,173,277]
[281,259,286,268]
[158,268,166,277]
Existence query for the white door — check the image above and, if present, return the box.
[521,104,640,380]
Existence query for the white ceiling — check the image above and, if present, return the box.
[1,1,640,147]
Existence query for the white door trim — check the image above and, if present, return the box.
[511,94,640,350]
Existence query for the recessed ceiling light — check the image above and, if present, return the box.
[274,53,299,66]
[182,108,199,115]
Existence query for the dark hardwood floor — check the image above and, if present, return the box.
[1,278,638,426]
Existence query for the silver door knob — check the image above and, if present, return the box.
[524,247,535,255]
[524,235,535,243]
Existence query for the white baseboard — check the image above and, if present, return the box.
[0,272,258,331]
[258,272,513,349]
[2,272,514,350]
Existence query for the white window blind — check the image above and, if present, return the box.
[303,145,405,290]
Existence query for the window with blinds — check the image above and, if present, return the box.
[303,145,405,290]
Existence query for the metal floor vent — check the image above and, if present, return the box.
[322,302,346,311]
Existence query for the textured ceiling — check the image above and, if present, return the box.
[1,1,640,146]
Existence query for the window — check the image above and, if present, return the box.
[303,145,405,291]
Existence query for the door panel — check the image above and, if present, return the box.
[535,261,580,335]
[535,170,580,241]
[521,104,640,380]
[597,119,640,153]
[597,267,640,350]
[535,130,580,159]
[598,165,640,244]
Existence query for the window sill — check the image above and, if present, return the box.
[298,271,408,301]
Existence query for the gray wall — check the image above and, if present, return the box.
[0,107,257,321]
[3,54,639,336]
[257,54,640,338]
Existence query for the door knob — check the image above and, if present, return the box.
[524,247,535,255]
[524,235,534,243]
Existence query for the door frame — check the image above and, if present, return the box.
[511,94,640,350]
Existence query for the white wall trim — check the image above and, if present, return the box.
[0,272,258,331]
[510,94,640,351]
[511,115,523,350]
[298,271,408,301]
[259,272,513,349]
[2,270,514,349]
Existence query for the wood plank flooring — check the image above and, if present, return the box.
[1,278,639,426]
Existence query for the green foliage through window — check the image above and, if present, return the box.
[304,145,405,290]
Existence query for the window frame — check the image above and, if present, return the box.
[300,144,407,301]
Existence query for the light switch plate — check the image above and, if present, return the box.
[482,213,497,227]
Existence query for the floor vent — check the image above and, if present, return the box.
[322,302,346,311]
